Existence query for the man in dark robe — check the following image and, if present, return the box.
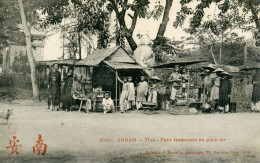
[47,63,61,109]
[219,72,232,113]
[252,69,260,112]
[63,68,74,111]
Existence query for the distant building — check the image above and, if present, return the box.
[2,28,46,74]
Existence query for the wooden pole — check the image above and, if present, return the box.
[187,68,190,103]
[115,70,118,111]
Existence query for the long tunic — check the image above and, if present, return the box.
[48,70,61,86]
[219,78,232,106]
[120,82,129,111]
[252,73,260,103]
[63,75,73,109]
[148,83,158,104]
[50,82,60,106]
[127,82,135,101]
[210,78,220,101]
[136,81,148,102]
[48,70,61,103]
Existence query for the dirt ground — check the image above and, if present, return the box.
[0,101,260,163]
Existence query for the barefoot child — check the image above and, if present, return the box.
[102,92,114,114]
[117,76,128,113]
[136,76,148,110]
[127,76,135,110]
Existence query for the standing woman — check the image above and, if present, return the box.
[63,67,74,112]
[219,72,232,113]
[251,69,260,112]
[136,76,148,110]
[117,76,129,113]
[127,76,135,110]
[48,63,61,109]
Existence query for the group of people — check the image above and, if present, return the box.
[47,63,161,114]
[167,64,234,113]
[47,64,91,112]
[47,62,260,114]
[117,75,161,113]
[201,65,233,113]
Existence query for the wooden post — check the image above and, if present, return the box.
[187,68,190,103]
[115,70,118,111]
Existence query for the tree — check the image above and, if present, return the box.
[184,27,244,64]
[155,0,173,40]
[41,0,110,54]
[174,0,258,33]
[18,0,40,101]
[107,0,175,51]
[106,0,150,51]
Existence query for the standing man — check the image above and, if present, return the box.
[47,63,61,110]
[219,71,232,113]
[202,64,215,105]
[251,69,260,112]
[63,67,74,112]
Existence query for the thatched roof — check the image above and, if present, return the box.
[104,61,143,69]
[76,46,123,66]
[152,58,208,68]
[36,59,79,66]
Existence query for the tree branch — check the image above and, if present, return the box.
[247,0,260,30]
[129,11,138,34]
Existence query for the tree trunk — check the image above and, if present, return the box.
[155,0,173,39]
[18,0,40,101]
[209,46,217,64]
[78,30,81,60]
[125,34,137,51]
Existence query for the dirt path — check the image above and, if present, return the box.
[0,103,259,163]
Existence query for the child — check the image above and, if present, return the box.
[136,76,148,110]
[50,76,60,111]
[148,76,161,104]
[102,92,114,114]
[127,76,135,110]
[117,76,128,113]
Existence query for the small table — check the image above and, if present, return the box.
[73,93,94,113]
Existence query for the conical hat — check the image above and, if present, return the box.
[213,68,225,73]
[150,76,161,81]
[203,64,215,70]
[220,71,233,78]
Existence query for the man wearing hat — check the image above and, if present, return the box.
[209,68,224,111]
[202,64,216,106]
[219,71,232,113]
[148,76,161,104]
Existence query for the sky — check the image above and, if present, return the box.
[43,0,253,61]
